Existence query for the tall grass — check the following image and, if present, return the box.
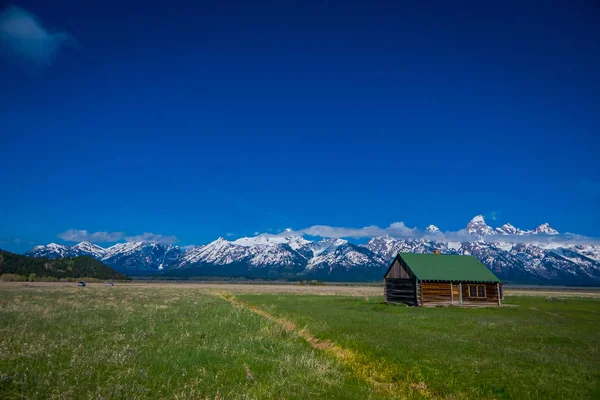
[0,286,384,399]
[239,294,600,399]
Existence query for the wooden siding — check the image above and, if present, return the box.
[461,283,500,305]
[384,259,412,279]
[384,278,417,306]
[416,281,502,306]
[420,282,454,305]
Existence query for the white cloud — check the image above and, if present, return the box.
[291,222,417,239]
[59,229,179,245]
[124,233,179,245]
[182,245,197,251]
[271,223,600,246]
[299,224,384,238]
[59,229,124,243]
[0,6,76,66]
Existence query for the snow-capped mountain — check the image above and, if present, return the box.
[468,215,560,238]
[425,225,440,234]
[22,216,600,284]
[175,236,368,278]
[25,241,182,272]
[26,243,76,259]
[305,240,384,280]
[102,242,183,272]
[534,223,559,235]
[495,223,524,235]
[71,241,107,258]
[467,215,496,236]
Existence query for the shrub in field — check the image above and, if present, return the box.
[0,274,27,282]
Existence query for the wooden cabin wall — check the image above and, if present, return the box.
[460,283,500,305]
[385,259,413,279]
[418,282,501,306]
[384,278,417,306]
[420,282,453,305]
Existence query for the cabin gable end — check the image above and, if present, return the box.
[384,255,416,280]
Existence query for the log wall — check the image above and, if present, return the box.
[461,283,500,305]
[384,278,417,306]
[419,282,502,306]
[420,282,454,305]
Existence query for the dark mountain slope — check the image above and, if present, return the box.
[0,249,128,280]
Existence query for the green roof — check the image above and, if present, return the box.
[396,253,500,282]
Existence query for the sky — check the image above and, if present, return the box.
[1,0,599,253]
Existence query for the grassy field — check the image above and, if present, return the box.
[239,294,600,399]
[0,283,599,399]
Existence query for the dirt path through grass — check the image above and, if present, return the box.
[529,306,564,317]
[215,291,431,399]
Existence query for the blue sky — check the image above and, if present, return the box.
[1,1,599,253]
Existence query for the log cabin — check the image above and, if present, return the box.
[384,252,503,306]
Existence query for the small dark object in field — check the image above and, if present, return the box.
[77,282,86,287]
[108,282,114,286]
[545,297,566,303]
[296,280,324,286]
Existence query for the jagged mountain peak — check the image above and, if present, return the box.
[71,241,107,258]
[470,215,486,223]
[425,224,440,233]
[534,223,559,235]
[466,215,495,236]
[20,216,597,284]
[496,223,520,235]
[72,241,104,249]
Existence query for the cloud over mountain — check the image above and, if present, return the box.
[58,229,124,243]
[58,229,178,245]
[124,233,179,245]
[275,217,599,246]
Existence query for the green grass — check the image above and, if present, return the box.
[1,285,599,399]
[238,293,600,399]
[0,286,385,400]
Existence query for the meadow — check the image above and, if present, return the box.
[0,283,598,399]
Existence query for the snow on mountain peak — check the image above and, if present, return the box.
[471,215,485,223]
[466,215,495,236]
[72,241,107,258]
[425,224,440,233]
[232,234,310,250]
[73,241,103,249]
[496,223,519,235]
[534,223,559,235]
[306,238,347,257]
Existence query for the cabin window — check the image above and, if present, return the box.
[468,285,486,298]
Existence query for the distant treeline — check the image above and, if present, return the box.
[0,249,129,281]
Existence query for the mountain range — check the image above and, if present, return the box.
[23,216,600,284]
